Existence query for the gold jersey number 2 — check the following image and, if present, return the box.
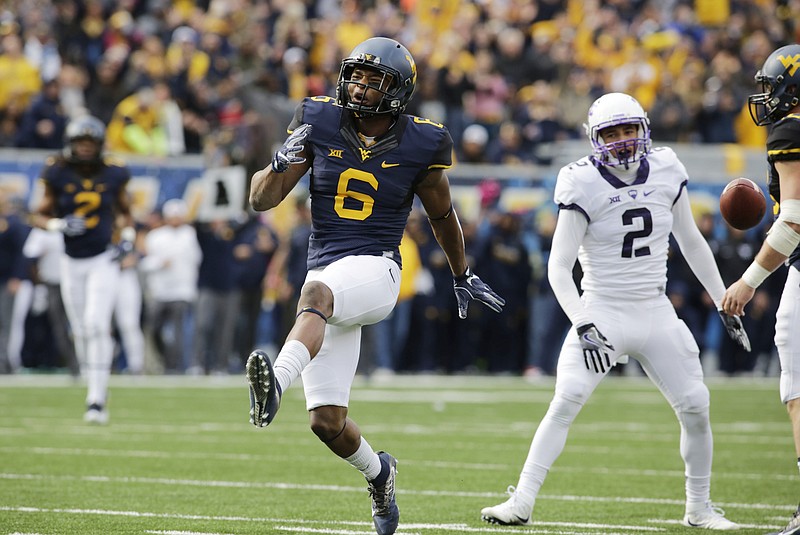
[334,169,378,221]
[73,191,102,229]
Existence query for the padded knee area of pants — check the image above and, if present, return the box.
[83,322,110,341]
[673,381,710,414]
[555,381,594,407]
[547,395,584,426]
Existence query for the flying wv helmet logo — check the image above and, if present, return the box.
[359,147,372,161]
[359,53,380,64]
[778,54,800,76]
[405,54,417,85]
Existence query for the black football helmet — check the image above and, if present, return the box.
[748,44,800,126]
[336,37,417,116]
[64,115,106,163]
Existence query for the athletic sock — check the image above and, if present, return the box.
[345,437,383,482]
[272,340,311,394]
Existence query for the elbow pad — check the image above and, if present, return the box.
[766,199,800,256]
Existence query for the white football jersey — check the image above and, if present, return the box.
[554,147,689,299]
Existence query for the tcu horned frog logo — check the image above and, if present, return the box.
[778,53,800,76]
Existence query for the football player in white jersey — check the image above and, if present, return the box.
[480,92,750,530]
[722,44,800,535]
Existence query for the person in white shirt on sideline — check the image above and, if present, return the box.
[140,199,202,373]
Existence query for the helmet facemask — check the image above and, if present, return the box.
[63,115,106,164]
[591,119,650,169]
[336,61,401,117]
[748,69,800,126]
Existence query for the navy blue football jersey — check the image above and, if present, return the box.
[40,157,131,258]
[766,113,800,267]
[288,96,453,269]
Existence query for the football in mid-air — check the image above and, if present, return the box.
[719,177,766,230]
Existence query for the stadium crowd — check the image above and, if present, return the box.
[0,0,796,377]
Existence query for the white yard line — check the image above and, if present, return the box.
[0,505,674,533]
[0,472,793,513]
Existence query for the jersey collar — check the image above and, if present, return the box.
[591,156,650,188]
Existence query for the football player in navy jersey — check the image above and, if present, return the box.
[33,115,134,425]
[722,44,800,535]
[245,37,505,535]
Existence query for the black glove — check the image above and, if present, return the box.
[717,310,751,352]
[453,267,506,319]
[577,323,615,374]
[272,124,312,172]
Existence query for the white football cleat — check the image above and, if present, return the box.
[83,403,109,425]
[683,502,740,530]
[480,486,533,526]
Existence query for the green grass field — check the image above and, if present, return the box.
[0,373,796,534]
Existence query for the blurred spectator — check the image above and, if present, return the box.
[84,57,129,125]
[494,26,556,93]
[140,199,202,374]
[166,25,209,104]
[555,67,597,139]
[123,34,169,92]
[22,227,79,375]
[464,49,510,138]
[0,192,32,373]
[667,211,717,358]
[275,193,312,342]
[525,208,570,378]
[232,213,279,366]
[58,63,89,119]
[15,77,67,149]
[371,228,421,376]
[0,32,42,114]
[649,75,693,142]
[7,250,34,373]
[113,238,145,375]
[608,48,658,110]
[486,121,531,164]
[106,82,184,156]
[513,81,569,164]
[23,22,62,83]
[401,209,451,372]
[714,225,762,375]
[473,211,532,373]
[191,218,239,374]
[459,123,490,163]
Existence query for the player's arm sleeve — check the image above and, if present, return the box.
[767,118,800,162]
[671,187,726,306]
[428,128,454,170]
[547,208,590,327]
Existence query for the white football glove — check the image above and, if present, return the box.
[47,215,87,237]
[272,124,312,172]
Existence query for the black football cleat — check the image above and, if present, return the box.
[246,350,281,427]
[368,451,399,535]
